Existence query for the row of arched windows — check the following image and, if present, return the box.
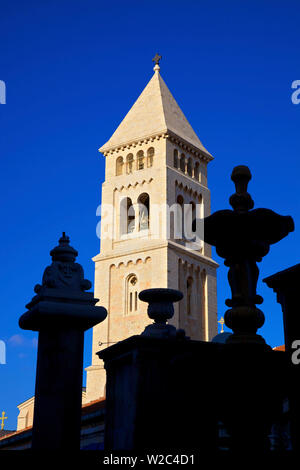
[119,191,202,241]
[173,149,201,182]
[116,148,155,176]
[120,193,150,235]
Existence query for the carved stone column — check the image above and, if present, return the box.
[203,165,294,345]
[198,165,293,450]
[19,233,107,449]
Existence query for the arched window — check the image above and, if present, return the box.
[116,156,124,176]
[138,193,150,230]
[176,195,184,239]
[186,201,196,241]
[127,274,138,314]
[201,270,207,339]
[187,158,193,177]
[126,154,134,174]
[137,150,145,170]
[187,276,194,315]
[147,147,154,167]
[194,162,200,181]
[180,154,185,172]
[120,197,135,235]
[191,201,196,222]
[174,149,178,168]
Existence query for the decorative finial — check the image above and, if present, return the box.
[50,232,78,263]
[30,233,92,298]
[204,164,294,345]
[152,53,162,73]
[229,165,254,212]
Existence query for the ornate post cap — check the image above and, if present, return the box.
[139,288,183,338]
[19,233,107,332]
[49,232,79,263]
[229,165,254,212]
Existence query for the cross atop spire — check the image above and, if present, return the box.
[152,53,162,73]
[152,53,162,65]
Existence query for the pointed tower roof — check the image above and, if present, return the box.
[100,62,212,159]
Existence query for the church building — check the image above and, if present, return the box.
[85,56,218,402]
[0,57,218,448]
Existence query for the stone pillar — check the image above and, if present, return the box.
[219,342,286,452]
[264,264,300,450]
[99,288,219,451]
[200,165,292,449]
[19,233,107,450]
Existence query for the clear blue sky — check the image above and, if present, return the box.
[0,0,299,430]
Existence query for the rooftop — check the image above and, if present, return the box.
[100,62,212,158]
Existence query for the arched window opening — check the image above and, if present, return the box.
[186,201,196,241]
[176,195,184,239]
[120,197,135,235]
[147,147,154,167]
[137,150,145,170]
[127,199,135,233]
[187,277,193,316]
[180,154,185,172]
[187,158,193,177]
[174,149,178,168]
[191,201,196,221]
[127,274,138,314]
[201,270,207,339]
[116,156,124,176]
[126,154,134,174]
[194,162,200,181]
[138,192,150,230]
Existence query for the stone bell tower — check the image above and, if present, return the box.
[86,57,218,402]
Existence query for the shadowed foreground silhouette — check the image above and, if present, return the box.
[15,166,298,452]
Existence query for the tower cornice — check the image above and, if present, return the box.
[92,240,219,269]
[99,130,213,163]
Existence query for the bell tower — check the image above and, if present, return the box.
[86,58,218,402]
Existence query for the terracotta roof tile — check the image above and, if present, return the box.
[0,430,15,438]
